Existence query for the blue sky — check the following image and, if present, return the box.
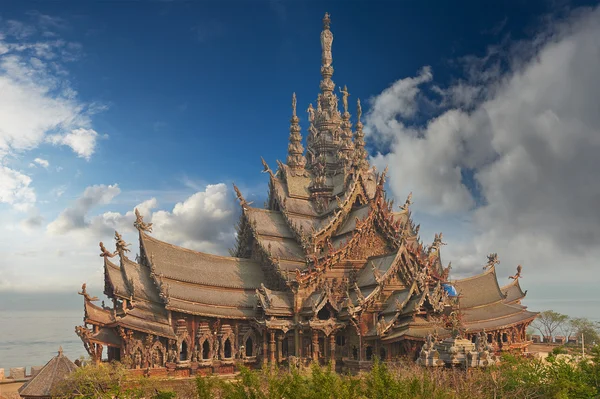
[1,0,600,321]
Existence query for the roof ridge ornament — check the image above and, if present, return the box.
[509,264,522,280]
[114,231,131,254]
[483,253,499,270]
[99,241,117,258]
[233,184,249,209]
[134,208,153,233]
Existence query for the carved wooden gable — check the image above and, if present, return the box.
[347,227,393,260]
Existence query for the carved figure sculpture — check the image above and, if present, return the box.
[484,253,500,270]
[307,103,315,123]
[509,265,522,280]
[99,241,116,257]
[321,13,333,67]
[134,208,153,232]
[339,85,349,114]
[115,231,131,253]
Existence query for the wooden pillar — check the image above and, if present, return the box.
[262,331,268,366]
[294,315,300,357]
[269,330,276,364]
[312,330,319,362]
[329,334,336,369]
[277,334,284,363]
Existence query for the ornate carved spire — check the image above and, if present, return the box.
[353,98,369,171]
[286,93,307,175]
[338,86,354,170]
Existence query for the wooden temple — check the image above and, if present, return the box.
[76,13,537,375]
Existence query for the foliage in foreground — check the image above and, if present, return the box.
[53,347,600,399]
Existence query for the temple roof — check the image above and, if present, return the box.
[19,348,77,398]
[141,232,265,289]
[141,231,266,319]
[452,266,506,309]
[84,299,115,326]
[104,257,130,298]
[501,278,527,304]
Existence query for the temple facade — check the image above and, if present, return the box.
[76,13,537,375]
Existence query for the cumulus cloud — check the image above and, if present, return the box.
[46,128,100,160]
[151,183,237,254]
[0,182,238,292]
[47,184,121,234]
[0,166,36,211]
[366,5,600,289]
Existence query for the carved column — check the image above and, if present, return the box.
[269,330,276,364]
[262,332,268,366]
[277,334,284,363]
[312,330,319,363]
[329,334,336,369]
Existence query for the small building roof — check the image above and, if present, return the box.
[18,347,77,398]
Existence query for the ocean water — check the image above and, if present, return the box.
[0,310,86,376]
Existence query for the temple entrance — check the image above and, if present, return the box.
[180,341,188,361]
[202,340,210,360]
[352,346,358,360]
[379,347,386,360]
[246,337,253,357]
[224,338,232,358]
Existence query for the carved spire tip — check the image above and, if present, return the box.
[323,12,331,29]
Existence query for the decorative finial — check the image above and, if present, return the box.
[323,12,331,29]
[114,231,131,254]
[509,265,522,280]
[320,12,333,70]
[339,85,349,114]
[58,346,63,356]
[99,241,116,258]
[233,184,248,209]
[357,98,362,122]
[292,92,297,117]
[134,208,153,233]
[484,253,499,270]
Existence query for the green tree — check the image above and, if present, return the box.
[52,362,128,399]
[570,317,600,345]
[532,310,569,340]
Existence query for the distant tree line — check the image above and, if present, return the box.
[530,310,599,344]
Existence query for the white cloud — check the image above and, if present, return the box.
[151,183,237,254]
[33,157,49,168]
[47,184,121,235]
[0,16,105,209]
[366,5,600,299]
[0,165,36,211]
[0,183,238,292]
[46,128,100,160]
